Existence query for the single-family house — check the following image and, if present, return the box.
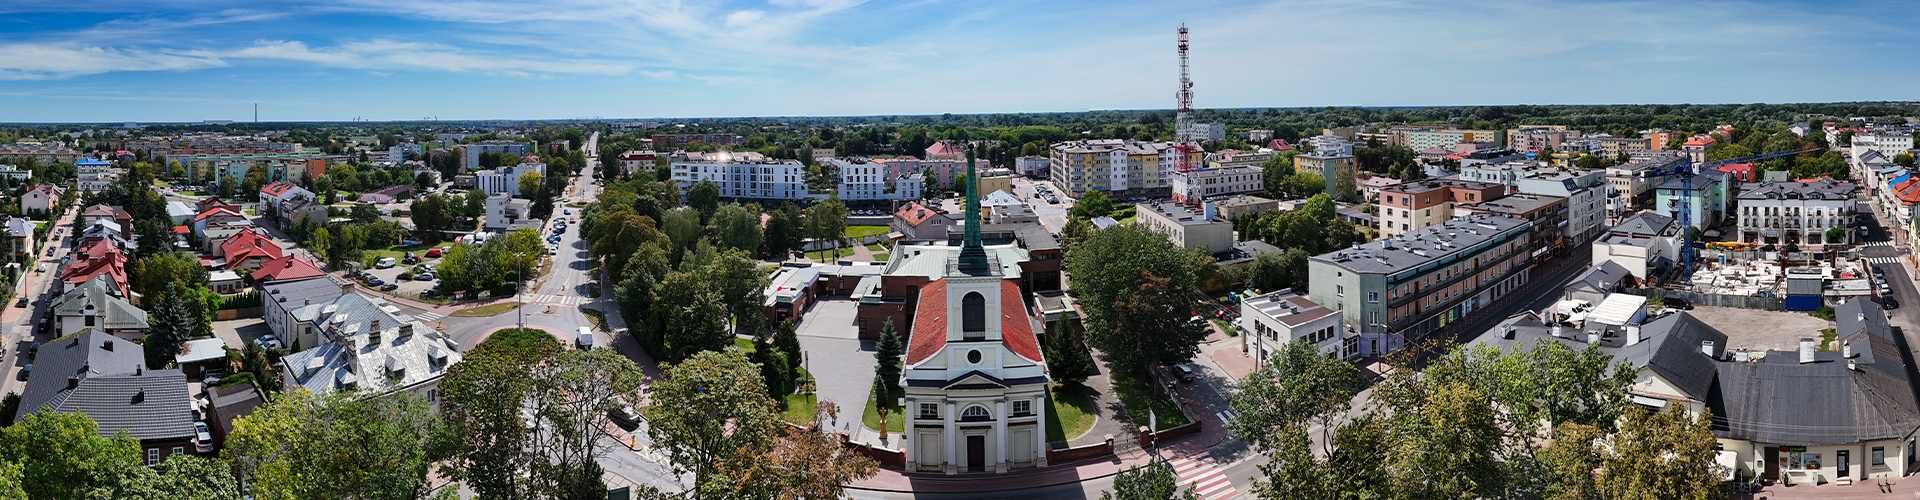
[20,184,61,217]
[49,274,149,340]
[14,330,196,466]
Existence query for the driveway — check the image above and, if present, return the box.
[792,299,875,435]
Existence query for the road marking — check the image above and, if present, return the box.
[1170,456,1239,499]
[1865,256,1905,264]
[414,311,446,322]
[1215,409,1239,424]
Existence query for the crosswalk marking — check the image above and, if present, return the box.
[524,293,590,305]
[1170,456,1239,500]
[413,311,446,322]
[1864,256,1905,265]
[1215,409,1239,425]
[1863,240,1896,248]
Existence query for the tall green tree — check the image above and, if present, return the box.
[1595,407,1722,500]
[1068,190,1116,220]
[1104,460,1195,500]
[0,412,149,499]
[687,180,722,222]
[709,203,763,255]
[1229,340,1364,456]
[661,207,702,265]
[439,329,564,499]
[223,390,452,499]
[143,283,194,369]
[644,350,780,493]
[872,322,904,408]
[651,270,729,361]
[805,197,850,259]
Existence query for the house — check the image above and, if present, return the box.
[4,217,32,261]
[165,200,193,225]
[279,291,463,404]
[277,196,329,230]
[14,330,196,466]
[49,274,148,340]
[192,204,248,241]
[1238,289,1346,362]
[250,255,326,283]
[1653,171,1730,230]
[483,193,539,232]
[173,337,228,378]
[81,204,133,230]
[20,184,61,217]
[1135,202,1234,254]
[208,270,245,294]
[61,238,130,297]
[900,173,1049,473]
[892,202,956,242]
[260,278,348,348]
[925,140,966,161]
[1564,261,1634,304]
[1474,309,1725,420]
[204,383,264,446]
[257,181,316,226]
[217,229,283,273]
[1592,211,1681,280]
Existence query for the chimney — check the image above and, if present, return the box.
[1701,340,1716,357]
[1843,340,1853,359]
[101,340,113,351]
[66,377,80,389]
[1799,338,1816,364]
[131,389,144,405]
[1625,325,1642,346]
[399,323,414,338]
[1501,326,1515,339]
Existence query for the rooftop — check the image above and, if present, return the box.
[1242,289,1337,328]
[1312,214,1531,275]
[1138,202,1219,226]
[1462,193,1565,215]
[1736,179,1857,201]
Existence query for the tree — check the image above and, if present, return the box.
[761,204,804,260]
[1105,460,1195,500]
[521,349,648,498]
[1250,424,1331,500]
[701,425,879,499]
[1245,249,1309,292]
[143,283,195,369]
[1040,318,1096,385]
[751,333,793,403]
[0,412,148,499]
[462,188,488,219]
[410,193,454,241]
[1106,273,1209,374]
[805,197,850,259]
[223,390,451,499]
[306,226,331,263]
[1064,225,1208,374]
[588,211,664,280]
[1539,423,1603,500]
[661,207,702,265]
[644,350,780,493]
[439,329,564,499]
[710,203,763,255]
[349,203,380,224]
[1595,406,1722,500]
[1896,152,1916,168]
[613,242,671,342]
[1826,226,1848,246]
[652,270,730,361]
[1229,340,1364,456]
[135,455,241,499]
[130,251,208,300]
[518,171,545,200]
[687,180,722,222]
[872,322,904,410]
[1069,190,1116,220]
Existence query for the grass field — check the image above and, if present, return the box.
[451,302,521,317]
[844,225,889,239]
[805,248,846,262]
[782,393,819,426]
[1045,383,1099,443]
[1210,319,1237,337]
[863,397,905,434]
[1113,373,1189,429]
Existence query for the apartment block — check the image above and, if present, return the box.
[1169,165,1263,203]
[1293,153,1356,200]
[1396,128,1505,150]
[1735,180,1858,248]
[1307,214,1535,353]
[1047,139,1198,197]
[475,161,547,196]
[460,140,533,170]
[1456,193,1569,252]
[668,151,810,201]
[1607,152,1689,222]
[828,157,924,201]
[1135,202,1235,254]
[1375,179,1506,238]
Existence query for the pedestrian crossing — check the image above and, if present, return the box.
[525,293,591,306]
[1214,409,1240,425]
[1171,456,1239,500]
[413,311,446,322]
[1864,256,1906,265]
[1864,240,1897,248]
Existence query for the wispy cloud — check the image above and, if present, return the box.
[0,43,225,80]
[227,39,633,76]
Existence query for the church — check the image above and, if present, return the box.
[901,150,1051,474]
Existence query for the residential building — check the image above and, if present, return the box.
[651,133,743,151]
[1393,128,1504,150]
[15,330,195,466]
[250,255,326,283]
[1503,127,1570,153]
[1591,135,1653,158]
[1013,156,1049,178]
[4,217,30,261]
[870,156,982,190]
[926,140,967,161]
[218,229,284,272]
[1608,152,1689,222]
[475,160,547,196]
[1204,195,1281,222]
[1238,289,1347,362]
[1179,122,1226,142]
[830,158,924,201]
[459,140,533,170]
[0,164,31,187]
[1682,134,1716,164]
[1307,214,1535,354]
[1375,179,1506,238]
[668,151,810,201]
[616,150,657,178]
[279,291,464,404]
[204,383,264,446]
[809,148,837,162]
[1293,152,1356,200]
[261,278,346,346]
[1853,126,1917,161]
[1135,202,1234,254]
[0,142,82,164]
[1356,175,1398,202]
[358,185,412,205]
[900,180,1049,474]
[50,275,148,340]
[1169,165,1262,203]
[1716,162,1758,183]
[1301,135,1353,156]
[1247,129,1274,143]
[982,190,1036,224]
[1047,139,1199,197]
[1643,128,1679,151]
[170,152,344,185]
[1456,193,1570,253]
[483,193,539,232]
[21,183,61,217]
[1592,211,1680,279]
[1471,309,1725,434]
[1735,180,1858,248]
[1654,171,1731,230]
[1510,166,1609,242]
[75,157,117,193]
[61,238,129,297]
[978,168,1014,195]
[892,202,957,242]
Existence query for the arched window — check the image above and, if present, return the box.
[960,405,992,421]
[961,291,986,337]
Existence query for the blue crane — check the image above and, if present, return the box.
[1644,148,1824,282]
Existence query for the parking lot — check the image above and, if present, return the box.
[355,249,447,300]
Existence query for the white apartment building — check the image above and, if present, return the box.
[668,151,810,201]
[1169,165,1262,203]
[1238,289,1347,362]
[1853,127,1915,160]
[829,158,925,201]
[1134,202,1234,254]
[475,161,547,196]
[1735,180,1858,247]
[1607,152,1689,222]
[1013,156,1049,177]
[1302,135,1354,156]
[1398,129,1503,151]
[1047,140,1195,196]
[1510,167,1608,242]
[75,158,116,193]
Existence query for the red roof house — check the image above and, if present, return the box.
[259,181,298,199]
[62,239,129,297]
[218,230,284,272]
[249,255,326,283]
[1267,139,1294,151]
[1716,163,1757,183]
[924,140,965,161]
[80,204,133,229]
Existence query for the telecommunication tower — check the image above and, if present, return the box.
[1174,23,1197,172]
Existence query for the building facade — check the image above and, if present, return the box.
[1238,289,1348,362]
[829,158,925,201]
[1307,215,1534,355]
[1375,179,1506,238]
[459,140,533,170]
[1047,139,1198,197]
[1169,165,1262,203]
[475,161,548,196]
[1735,180,1858,248]
[1134,202,1234,254]
[668,151,810,201]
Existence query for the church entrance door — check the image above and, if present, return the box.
[966,435,986,472]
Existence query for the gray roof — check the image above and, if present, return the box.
[1713,299,1920,444]
[1474,310,1725,401]
[280,292,463,396]
[4,217,29,238]
[263,277,347,318]
[1138,202,1218,226]
[1463,193,1565,215]
[1312,214,1531,275]
[1610,212,1675,237]
[1655,171,1726,191]
[49,275,148,332]
[15,330,195,441]
[1736,179,1858,201]
[1569,261,1633,293]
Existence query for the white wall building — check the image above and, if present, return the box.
[829,158,925,201]
[1512,167,1609,242]
[1169,165,1263,203]
[1735,180,1858,247]
[475,161,547,196]
[668,151,810,201]
[1238,289,1347,363]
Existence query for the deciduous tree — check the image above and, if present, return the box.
[644,350,780,493]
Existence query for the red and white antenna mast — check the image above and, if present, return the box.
[1174,23,1197,172]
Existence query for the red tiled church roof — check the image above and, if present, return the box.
[905,279,1044,365]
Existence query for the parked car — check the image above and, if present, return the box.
[380,283,399,292]
[607,400,642,431]
[396,273,412,281]
[193,422,214,453]
[13,297,25,308]
[16,363,28,381]
[257,335,283,350]
[366,277,386,287]
[415,272,436,281]
[1664,297,1694,310]
[375,257,397,269]
[1883,298,1901,310]
[426,247,444,258]
[403,252,419,264]
[576,327,595,350]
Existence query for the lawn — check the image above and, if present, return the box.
[805,248,847,262]
[732,336,755,352]
[1210,319,1237,337]
[844,225,889,240]
[1112,373,1190,429]
[451,302,522,317]
[864,241,888,253]
[1045,383,1099,444]
[871,252,889,261]
[782,393,820,426]
[863,397,905,434]
[363,243,441,263]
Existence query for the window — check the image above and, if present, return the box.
[146,448,159,466]
[1367,291,1380,303]
[85,316,95,327]
[961,292,986,336]
[1336,285,1344,298]
[918,403,939,419]
[171,447,183,457]
[1874,447,1886,467]
[960,405,992,421]
[1012,400,1033,416]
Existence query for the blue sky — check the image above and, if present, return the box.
[0,0,1915,123]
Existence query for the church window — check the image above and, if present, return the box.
[962,291,986,338]
[1012,400,1032,416]
[967,350,983,364]
[918,403,939,419]
[960,405,992,421]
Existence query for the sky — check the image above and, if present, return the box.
[0,0,1916,123]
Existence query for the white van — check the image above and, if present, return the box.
[576,327,595,350]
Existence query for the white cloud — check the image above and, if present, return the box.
[724,10,767,28]
[0,43,226,80]
[225,39,633,76]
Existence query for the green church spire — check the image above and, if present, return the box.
[956,144,990,275]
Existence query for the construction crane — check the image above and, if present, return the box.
[1647,147,1824,282]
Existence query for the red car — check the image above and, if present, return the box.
[425,247,444,258]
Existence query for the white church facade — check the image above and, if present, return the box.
[900,150,1052,474]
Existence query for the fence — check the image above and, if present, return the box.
[1629,288,1782,311]
[1045,437,1115,465]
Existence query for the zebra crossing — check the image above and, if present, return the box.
[525,293,591,306]
[1171,455,1239,499]
[412,311,446,322]
[1214,409,1240,425]
[1863,240,1896,248]
[1864,255,1906,265]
